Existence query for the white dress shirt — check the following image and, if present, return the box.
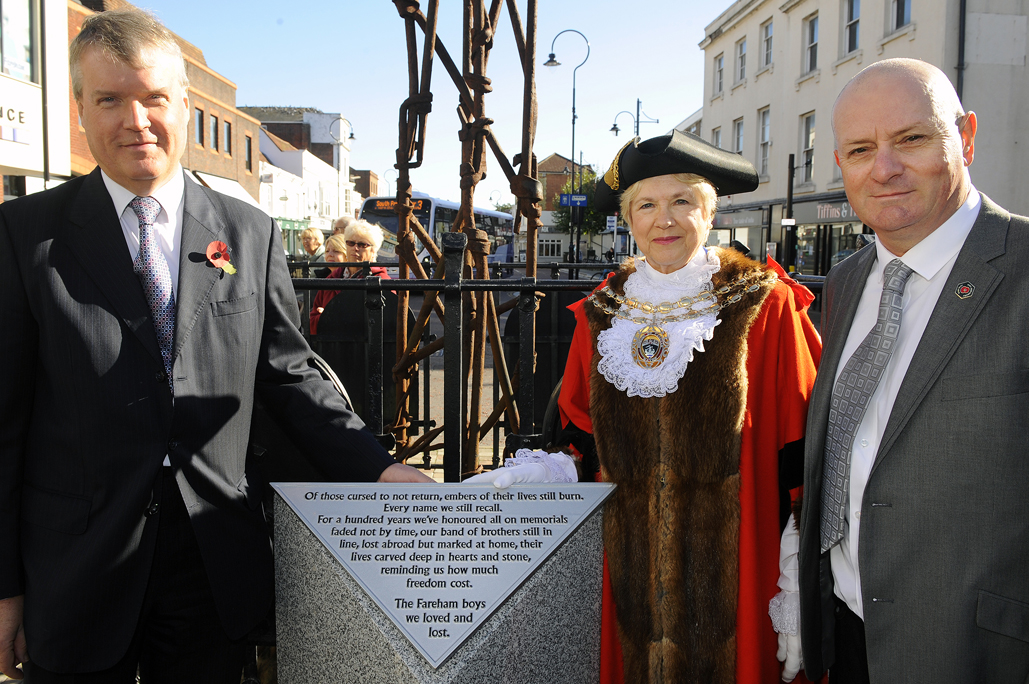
[830,189,981,618]
[102,167,187,297]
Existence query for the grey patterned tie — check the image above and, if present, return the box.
[130,196,176,391]
[820,258,914,553]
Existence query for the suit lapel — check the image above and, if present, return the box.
[820,246,877,392]
[173,176,222,359]
[873,195,1008,471]
[65,168,163,365]
[805,246,876,483]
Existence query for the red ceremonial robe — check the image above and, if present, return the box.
[559,257,822,684]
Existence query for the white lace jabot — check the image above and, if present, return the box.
[596,248,722,398]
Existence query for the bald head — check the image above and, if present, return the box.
[830,58,977,255]
[832,59,965,149]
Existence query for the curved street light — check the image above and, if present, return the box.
[610,99,659,137]
[328,117,356,216]
[545,29,590,263]
[382,168,399,199]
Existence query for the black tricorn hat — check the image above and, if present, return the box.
[595,130,759,212]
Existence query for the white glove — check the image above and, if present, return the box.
[770,513,803,682]
[463,449,577,488]
[776,631,803,682]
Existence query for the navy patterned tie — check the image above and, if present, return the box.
[130,196,175,391]
[820,258,914,552]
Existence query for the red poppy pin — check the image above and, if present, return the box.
[206,241,237,275]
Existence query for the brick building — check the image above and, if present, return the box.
[537,153,582,211]
[350,169,379,206]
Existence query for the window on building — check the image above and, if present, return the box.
[712,127,722,149]
[194,108,204,146]
[736,38,747,82]
[1,0,34,82]
[245,135,253,172]
[801,112,816,183]
[891,0,911,31]
[223,120,232,155]
[714,54,724,94]
[845,0,860,53]
[3,174,26,201]
[805,14,819,73]
[685,121,701,137]
[759,108,771,176]
[539,238,563,258]
[210,114,219,152]
[733,118,744,154]
[761,20,773,67]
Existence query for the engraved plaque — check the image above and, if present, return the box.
[273,483,614,667]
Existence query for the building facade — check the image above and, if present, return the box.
[0,0,70,201]
[351,168,378,207]
[522,152,584,262]
[179,52,262,204]
[258,127,341,252]
[238,107,356,219]
[696,0,1029,274]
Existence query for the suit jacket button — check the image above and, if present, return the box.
[145,503,160,517]
[168,440,179,451]
[155,370,166,382]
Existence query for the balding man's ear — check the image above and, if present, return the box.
[959,112,977,166]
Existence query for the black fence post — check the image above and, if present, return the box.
[441,233,467,482]
[365,279,389,448]
[505,278,542,454]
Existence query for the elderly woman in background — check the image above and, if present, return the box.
[300,226,330,278]
[471,132,822,683]
[300,226,325,259]
[309,220,391,335]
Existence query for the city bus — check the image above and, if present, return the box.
[359,192,513,264]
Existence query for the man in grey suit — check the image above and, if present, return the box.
[0,9,430,682]
[774,58,1029,683]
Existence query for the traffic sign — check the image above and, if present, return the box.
[570,194,588,206]
[606,215,617,229]
[559,193,571,207]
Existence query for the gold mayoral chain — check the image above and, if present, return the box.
[588,275,766,369]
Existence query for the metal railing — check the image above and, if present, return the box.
[292,234,596,482]
[291,241,826,482]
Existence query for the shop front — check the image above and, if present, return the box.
[709,207,767,256]
[788,197,869,276]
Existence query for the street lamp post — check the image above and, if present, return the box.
[328,117,355,216]
[545,29,590,264]
[609,99,659,138]
[382,168,398,199]
[609,101,659,259]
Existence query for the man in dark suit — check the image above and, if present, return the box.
[0,9,430,682]
[776,59,1029,683]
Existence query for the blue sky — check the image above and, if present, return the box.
[139,0,727,208]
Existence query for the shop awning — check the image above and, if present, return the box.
[191,170,261,209]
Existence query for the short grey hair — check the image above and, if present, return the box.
[70,9,188,101]
[344,219,386,256]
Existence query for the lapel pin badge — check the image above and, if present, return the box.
[955,281,974,299]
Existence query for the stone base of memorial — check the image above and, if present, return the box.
[273,483,614,683]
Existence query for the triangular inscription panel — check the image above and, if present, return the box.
[273,483,613,668]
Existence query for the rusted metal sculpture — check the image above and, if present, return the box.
[388,0,545,478]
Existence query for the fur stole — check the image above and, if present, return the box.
[586,249,775,683]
